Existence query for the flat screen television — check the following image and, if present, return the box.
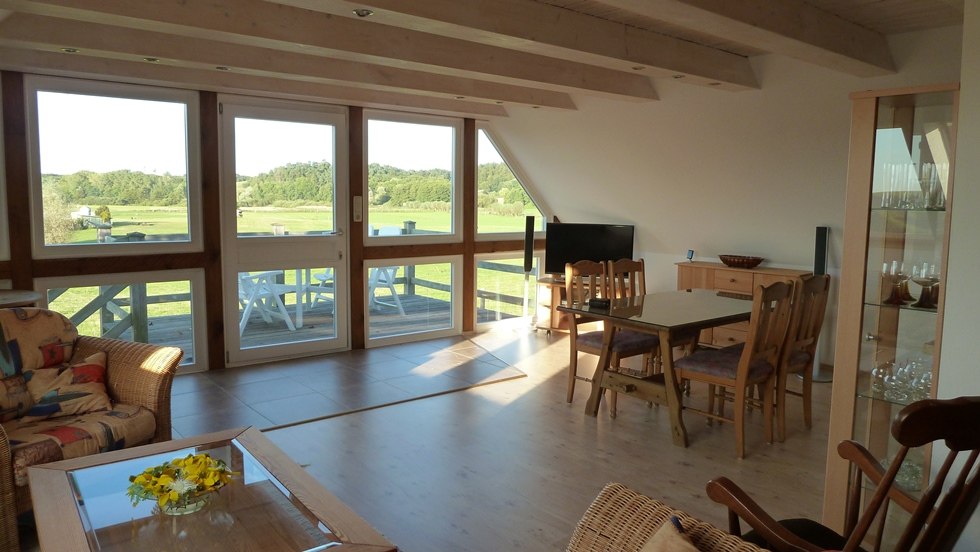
[544,222,635,275]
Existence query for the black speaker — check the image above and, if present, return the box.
[523,216,535,273]
[814,226,829,275]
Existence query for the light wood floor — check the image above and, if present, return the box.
[266,324,833,551]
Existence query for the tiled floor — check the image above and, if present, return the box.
[169,335,526,438]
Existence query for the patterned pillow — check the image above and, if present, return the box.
[0,308,78,376]
[0,374,33,423]
[23,352,111,421]
[640,516,699,552]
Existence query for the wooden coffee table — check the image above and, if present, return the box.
[28,426,396,551]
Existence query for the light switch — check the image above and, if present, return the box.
[353,195,363,222]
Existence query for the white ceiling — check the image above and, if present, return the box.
[0,0,965,117]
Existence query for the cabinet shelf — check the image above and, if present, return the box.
[870,206,946,213]
[863,301,938,313]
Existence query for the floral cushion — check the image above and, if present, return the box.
[786,349,813,369]
[0,374,32,423]
[675,345,774,381]
[23,352,111,421]
[0,308,78,376]
[5,403,156,486]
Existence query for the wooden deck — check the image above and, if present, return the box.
[110,293,522,364]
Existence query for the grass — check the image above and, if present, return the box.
[66,205,539,242]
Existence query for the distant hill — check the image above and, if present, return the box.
[44,161,531,210]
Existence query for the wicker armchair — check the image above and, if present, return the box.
[1,335,182,552]
[567,482,768,552]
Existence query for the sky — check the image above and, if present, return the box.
[37,91,504,177]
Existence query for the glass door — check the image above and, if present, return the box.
[857,90,953,481]
[219,98,348,365]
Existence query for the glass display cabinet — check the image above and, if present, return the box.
[823,83,958,543]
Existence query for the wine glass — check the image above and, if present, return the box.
[911,263,941,309]
[871,361,892,398]
[882,261,911,306]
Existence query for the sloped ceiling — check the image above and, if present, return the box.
[0,0,965,117]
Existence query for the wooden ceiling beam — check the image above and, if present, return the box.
[0,14,575,110]
[598,0,895,77]
[0,46,508,117]
[275,0,759,91]
[0,0,658,101]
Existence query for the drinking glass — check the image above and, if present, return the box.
[882,261,911,306]
[911,263,941,309]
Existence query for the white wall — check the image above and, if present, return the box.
[940,0,980,410]
[937,3,980,549]
[491,25,962,362]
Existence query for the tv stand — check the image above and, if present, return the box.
[535,276,569,332]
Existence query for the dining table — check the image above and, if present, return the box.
[558,288,753,447]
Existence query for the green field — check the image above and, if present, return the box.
[68,205,539,243]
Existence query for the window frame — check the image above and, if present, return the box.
[364,254,463,348]
[363,110,463,245]
[475,122,548,240]
[34,268,209,374]
[24,76,204,259]
[473,249,543,330]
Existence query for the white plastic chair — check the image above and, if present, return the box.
[238,271,297,336]
[367,226,406,315]
[310,268,336,313]
[368,266,405,315]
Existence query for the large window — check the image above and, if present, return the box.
[366,257,462,344]
[365,113,462,241]
[476,128,544,235]
[233,117,336,237]
[26,77,201,258]
[475,253,540,327]
[37,270,207,373]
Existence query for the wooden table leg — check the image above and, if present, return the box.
[584,323,615,417]
[659,329,689,447]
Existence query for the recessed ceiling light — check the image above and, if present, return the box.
[672,74,685,79]
[143,57,160,63]
[631,66,645,71]
[352,8,374,17]
[495,101,503,105]
[60,47,79,53]
[455,96,465,100]
[216,66,230,71]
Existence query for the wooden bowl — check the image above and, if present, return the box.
[718,255,764,269]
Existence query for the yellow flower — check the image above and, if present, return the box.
[126,452,236,509]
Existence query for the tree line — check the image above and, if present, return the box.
[42,161,535,212]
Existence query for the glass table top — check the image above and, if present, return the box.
[560,288,753,331]
[67,437,342,551]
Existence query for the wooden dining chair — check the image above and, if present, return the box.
[674,280,794,458]
[706,396,980,552]
[775,273,830,442]
[605,258,661,417]
[563,260,659,408]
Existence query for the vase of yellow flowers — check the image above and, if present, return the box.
[127,452,235,516]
